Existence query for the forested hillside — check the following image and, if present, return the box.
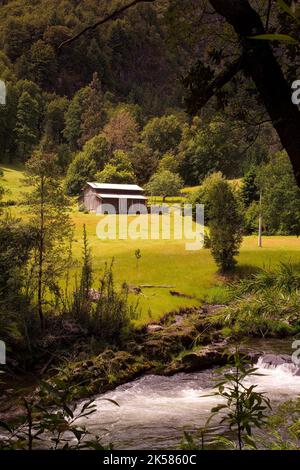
[0,0,288,189]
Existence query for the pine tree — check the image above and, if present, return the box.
[15,91,40,159]
[78,73,106,147]
[203,173,243,272]
[241,168,259,208]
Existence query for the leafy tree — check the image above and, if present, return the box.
[145,170,183,200]
[158,152,180,173]
[96,150,135,184]
[81,134,111,171]
[24,152,73,328]
[103,108,139,152]
[56,144,72,172]
[0,215,36,351]
[180,118,267,185]
[257,151,300,235]
[130,142,158,185]
[43,96,69,150]
[141,115,182,157]
[97,165,135,184]
[14,91,40,159]
[203,172,243,272]
[65,151,97,196]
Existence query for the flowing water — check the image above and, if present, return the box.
[76,350,300,450]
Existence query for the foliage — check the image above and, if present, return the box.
[208,350,271,450]
[81,134,111,171]
[42,96,69,151]
[0,379,115,450]
[141,115,182,158]
[130,142,158,185]
[71,225,93,319]
[215,263,300,338]
[103,108,139,153]
[63,87,90,151]
[96,150,136,184]
[14,91,40,159]
[262,397,300,450]
[91,261,140,343]
[257,151,300,235]
[18,40,58,89]
[145,170,183,200]
[179,118,267,185]
[24,151,73,327]
[202,173,243,272]
[0,215,36,350]
[65,151,97,196]
[78,73,106,147]
[240,168,260,208]
[158,152,180,173]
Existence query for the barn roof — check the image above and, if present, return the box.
[96,194,147,200]
[87,182,144,191]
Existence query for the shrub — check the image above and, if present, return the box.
[202,173,243,272]
[91,262,140,343]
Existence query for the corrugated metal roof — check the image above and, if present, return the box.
[96,194,147,200]
[87,182,144,191]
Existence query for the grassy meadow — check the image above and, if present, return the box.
[2,164,300,323]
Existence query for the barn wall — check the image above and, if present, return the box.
[83,188,100,212]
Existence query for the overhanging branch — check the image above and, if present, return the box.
[58,0,156,51]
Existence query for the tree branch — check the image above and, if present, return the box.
[58,0,156,51]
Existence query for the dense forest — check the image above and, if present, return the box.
[0,0,292,186]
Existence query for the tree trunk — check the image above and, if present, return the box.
[38,176,45,329]
[209,0,300,186]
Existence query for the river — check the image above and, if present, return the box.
[76,344,300,449]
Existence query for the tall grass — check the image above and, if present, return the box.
[213,263,300,338]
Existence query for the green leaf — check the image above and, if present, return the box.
[277,0,298,20]
[101,398,120,407]
[249,33,298,44]
[0,420,12,433]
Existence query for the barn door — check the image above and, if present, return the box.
[119,198,128,214]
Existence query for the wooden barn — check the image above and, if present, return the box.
[80,182,148,214]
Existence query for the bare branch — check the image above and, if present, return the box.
[58,0,156,51]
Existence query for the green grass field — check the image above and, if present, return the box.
[1,163,27,202]
[2,164,300,323]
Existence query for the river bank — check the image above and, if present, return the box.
[0,303,297,425]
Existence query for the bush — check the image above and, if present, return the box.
[202,173,243,272]
[90,263,140,343]
[214,263,300,338]
[65,152,97,195]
